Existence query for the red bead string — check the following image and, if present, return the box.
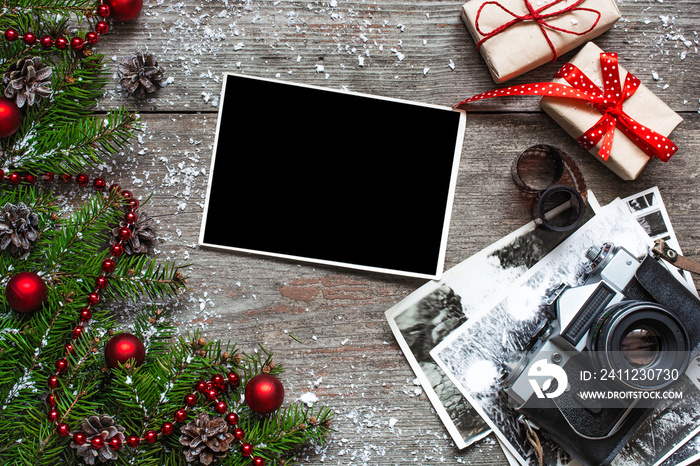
[3,2,111,52]
[2,170,266,466]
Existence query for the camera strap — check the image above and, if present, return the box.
[652,239,700,276]
[517,416,544,466]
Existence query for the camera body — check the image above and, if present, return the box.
[502,243,700,466]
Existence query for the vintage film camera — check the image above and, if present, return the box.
[501,243,700,466]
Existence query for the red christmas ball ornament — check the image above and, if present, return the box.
[93,177,107,191]
[245,374,285,414]
[0,97,21,138]
[104,332,146,368]
[95,276,109,289]
[211,373,225,388]
[104,0,143,21]
[72,325,84,339]
[55,358,68,372]
[5,272,48,314]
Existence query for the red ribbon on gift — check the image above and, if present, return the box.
[455,52,678,162]
[474,0,602,61]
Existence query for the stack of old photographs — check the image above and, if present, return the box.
[386,187,700,466]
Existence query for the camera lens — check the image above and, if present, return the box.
[621,326,661,367]
[588,301,690,390]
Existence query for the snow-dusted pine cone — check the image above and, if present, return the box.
[179,411,235,465]
[2,56,52,107]
[118,51,165,98]
[0,202,39,258]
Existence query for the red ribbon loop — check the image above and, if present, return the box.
[474,0,602,61]
[455,52,678,163]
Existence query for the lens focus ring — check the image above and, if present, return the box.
[587,301,690,391]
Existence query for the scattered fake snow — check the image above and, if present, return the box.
[72,1,698,464]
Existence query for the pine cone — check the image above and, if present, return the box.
[70,415,126,465]
[0,202,39,258]
[2,56,52,107]
[179,412,235,465]
[109,210,156,255]
[118,51,165,98]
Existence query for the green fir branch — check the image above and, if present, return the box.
[101,254,188,302]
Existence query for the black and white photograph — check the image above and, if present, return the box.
[650,356,700,466]
[618,375,700,466]
[622,187,697,297]
[658,424,700,466]
[627,192,655,212]
[430,199,680,466]
[625,187,669,240]
[662,437,700,466]
[386,194,599,450]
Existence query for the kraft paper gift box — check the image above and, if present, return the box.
[461,0,621,83]
[539,42,683,181]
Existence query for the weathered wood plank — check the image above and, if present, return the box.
[98,0,700,113]
[87,0,700,463]
[95,110,699,465]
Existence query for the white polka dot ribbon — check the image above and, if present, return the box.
[455,52,678,163]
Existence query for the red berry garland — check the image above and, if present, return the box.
[2,2,119,53]
[0,170,271,462]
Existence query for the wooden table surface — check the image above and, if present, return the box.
[96,1,699,464]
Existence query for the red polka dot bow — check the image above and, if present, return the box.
[455,52,678,162]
